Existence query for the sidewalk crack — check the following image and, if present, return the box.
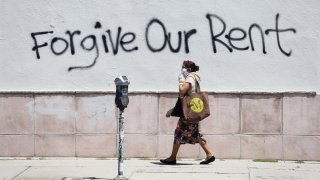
[11,166,31,180]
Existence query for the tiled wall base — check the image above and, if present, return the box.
[0,93,319,160]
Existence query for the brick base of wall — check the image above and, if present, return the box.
[0,92,319,160]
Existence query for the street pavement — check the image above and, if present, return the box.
[0,158,320,180]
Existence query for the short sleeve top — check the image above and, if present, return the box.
[184,72,200,95]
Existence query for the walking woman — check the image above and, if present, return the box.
[160,60,215,165]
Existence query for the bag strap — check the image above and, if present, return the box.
[189,73,201,93]
[195,79,201,93]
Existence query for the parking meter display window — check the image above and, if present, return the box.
[121,86,128,93]
[115,85,129,111]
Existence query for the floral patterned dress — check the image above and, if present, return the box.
[174,118,203,144]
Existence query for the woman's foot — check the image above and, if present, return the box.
[200,156,215,164]
[160,158,176,165]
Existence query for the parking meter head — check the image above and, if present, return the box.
[114,76,130,111]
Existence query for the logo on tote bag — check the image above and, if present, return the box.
[190,97,204,113]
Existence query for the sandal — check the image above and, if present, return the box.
[200,156,215,165]
[160,158,176,165]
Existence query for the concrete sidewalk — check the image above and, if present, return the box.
[0,158,320,180]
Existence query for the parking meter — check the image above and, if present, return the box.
[114,75,130,180]
[114,76,130,111]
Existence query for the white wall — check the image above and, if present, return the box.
[1,0,319,92]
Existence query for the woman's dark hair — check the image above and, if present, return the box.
[183,60,199,72]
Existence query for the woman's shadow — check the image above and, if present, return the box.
[150,162,194,166]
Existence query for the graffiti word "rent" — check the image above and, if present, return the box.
[206,13,296,56]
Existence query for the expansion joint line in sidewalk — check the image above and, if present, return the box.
[11,166,31,180]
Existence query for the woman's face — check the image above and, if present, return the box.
[182,65,190,72]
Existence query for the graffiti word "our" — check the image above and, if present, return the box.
[145,19,197,53]
[31,22,138,71]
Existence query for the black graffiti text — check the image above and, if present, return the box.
[30,13,297,72]
[31,21,138,71]
[145,18,197,53]
[206,13,296,56]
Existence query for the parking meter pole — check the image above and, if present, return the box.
[117,109,125,178]
[114,109,127,180]
[114,76,129,180]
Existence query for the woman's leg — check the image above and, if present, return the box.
[168,143,181,160]
[199,138,215,164]
[162,143,181,161]
[199,138,213,160]
[160,118,183,164]
[160,143,180,164]
[167,118,183,160]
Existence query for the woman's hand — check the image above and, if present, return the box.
[179,82,190,97]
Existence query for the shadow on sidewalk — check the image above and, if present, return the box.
[150,162,194,166]
[62,177,112,180]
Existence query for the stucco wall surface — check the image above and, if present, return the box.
[0,0,320,92]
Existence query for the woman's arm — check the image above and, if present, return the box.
[179,82,190,97]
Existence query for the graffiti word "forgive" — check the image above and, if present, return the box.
[31,22,138,71]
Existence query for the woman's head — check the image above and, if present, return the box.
[182,60,199,72]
